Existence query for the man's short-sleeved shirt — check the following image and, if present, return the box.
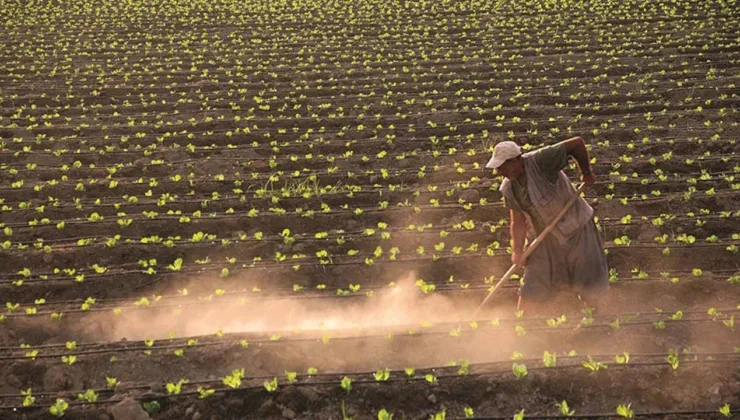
[504,142,569,233]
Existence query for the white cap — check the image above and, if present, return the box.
[485,141,522,169]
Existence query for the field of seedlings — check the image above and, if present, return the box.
[1,0,739,418]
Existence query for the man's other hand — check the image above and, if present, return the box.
[581,170,596,186]
[512,251,527,269]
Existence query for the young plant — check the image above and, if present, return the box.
[341,376,352,394]
[378,409,394,420]
[556,400,575,416]
[512,363,528,379]
[616,403,634,418]
[263,377,278,392]
[49,399,69,418]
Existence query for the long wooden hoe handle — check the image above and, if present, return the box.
[468,183,588,321]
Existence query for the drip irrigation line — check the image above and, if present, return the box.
[2,166,735,214]
[452,410,730,420]
[5,141,735,178]
[1,269,735,316]
[0,356,735,410]
[0,350,736,398]
[3,162,735,196]
[0,114,727,154]
[2,6,734,34]
[2,81,735,132]
[2,48,734,96]
[2,187,737,231]
[1,42,735,96]
[3,271,735,317]
[1,131,729,160]
[0,13,731,46]
[2,26,735,71]
[5,210,738,249]
[1,238,737,284]
[1,307,736,358]
[1,95,728,142]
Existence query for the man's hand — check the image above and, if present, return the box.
[512,250,527,269]
[581,169,596,186]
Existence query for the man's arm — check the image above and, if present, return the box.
[562,136,596,186]
[510,209,528,268]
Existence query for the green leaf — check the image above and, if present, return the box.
[49,398,69,417]
[378,408,394,420]
[341,376,352,393]
[512,363,528,379]
[543,350,557,367]
[556,400,575,416]
[616,403,634,418]
[263,377,278,392]
[284,371,297,383]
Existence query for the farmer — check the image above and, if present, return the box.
[486,137,609,313]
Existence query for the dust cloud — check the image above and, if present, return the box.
[98,271,508,342]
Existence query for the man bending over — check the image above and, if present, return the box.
[486,137,609,313]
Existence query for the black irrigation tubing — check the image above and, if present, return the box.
[1,105,730,142]
[1,133,733,162]
[2,79,736,126]
[2,29,735,62]
[1,128,730,165]
[4,145,726,176]
[2,53,734,90]
[1,118,728,155]
[4,63,732,102]
[1,11,731,40]
[2,167,736,200]
[1,357,735,410]
[8,211,737,247]
[3,26,720,55]
[453,411,728,420]
[2,23,735,61]
[11,79,730,114]
[3,187,738,231]
[4,158,734,190]
[4,5,734,26]
[2,74,734,115]
[2,171,735,201]
[6,65,736,103]
[4,61,733,93]
[1,41,736,88]
[3,69,736,114]
[2,38,735,81]
[1,112,733,151]
[4,227,736,257]
[5,267,734,310]
[2,274,737,321]
[1,70,735,114]
[1,239,738,284]
[5,303,735,352]
[4,274,735,320]
[1,308,737,358]
[0,179,734,216]
[1,236,738,283]
[0,350,737,398]
[2,308,737,358]
[0,8,731,36]
[3,283,737,326]
[15,266,740,306]
[2,132,733,167]
[7,28,728,56]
